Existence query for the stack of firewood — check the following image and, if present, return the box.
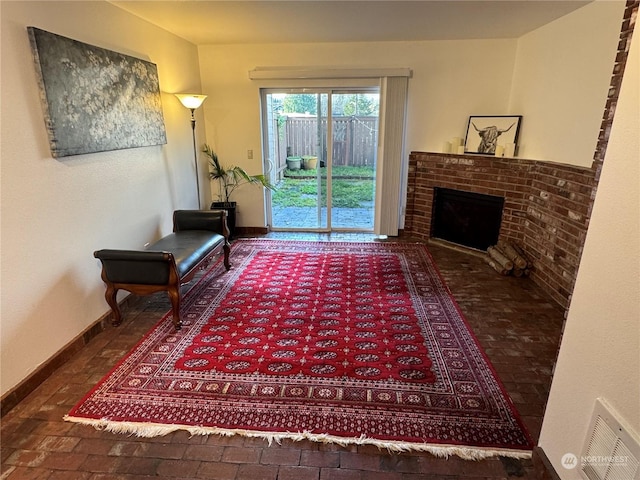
[486,240,532,277]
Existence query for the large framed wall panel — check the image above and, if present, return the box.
[28,27,166,158]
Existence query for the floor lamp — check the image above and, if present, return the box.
[176,94,207,208]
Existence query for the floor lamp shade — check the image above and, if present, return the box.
[176,94,207,110]
[175,94,207,207]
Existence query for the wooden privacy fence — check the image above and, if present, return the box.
[275,116,378,172]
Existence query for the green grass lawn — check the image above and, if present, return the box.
[273,165,375,208]
[283,165,374,179]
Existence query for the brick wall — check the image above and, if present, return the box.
[404,153,593,308]
[404,1,637,309]
[593,0,639,178]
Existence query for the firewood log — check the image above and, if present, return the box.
[510,242,533,268]
[512,268,525,277]
[497,240,528,269]
[486,255,510,275]
[487,246,514,271]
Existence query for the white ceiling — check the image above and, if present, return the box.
[111,1,592,45]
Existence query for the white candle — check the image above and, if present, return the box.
[494,145,505,157]
[505,143,516,157]
[457,145,465,154]
[442,141,452,153]
[451,137,462,148]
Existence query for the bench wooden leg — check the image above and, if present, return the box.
[167,287,182,331]
[223,243,231,270]
[104,285,122,327]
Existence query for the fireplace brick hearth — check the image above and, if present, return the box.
[404,153,594,308]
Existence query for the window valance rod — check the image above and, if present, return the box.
[248,67,412,80]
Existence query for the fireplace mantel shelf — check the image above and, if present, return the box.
[414,151,594,173]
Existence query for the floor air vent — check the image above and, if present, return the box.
[581,398,640,480]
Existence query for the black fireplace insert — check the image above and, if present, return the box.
[432,188,504,251]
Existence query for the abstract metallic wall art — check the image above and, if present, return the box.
[28,27,167,158]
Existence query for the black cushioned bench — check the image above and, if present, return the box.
[94,210,231,330]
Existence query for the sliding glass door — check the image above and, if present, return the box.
[261,89,379,232]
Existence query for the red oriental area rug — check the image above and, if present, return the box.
[66,240,532,459]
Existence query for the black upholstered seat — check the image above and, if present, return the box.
[148,231,224,277]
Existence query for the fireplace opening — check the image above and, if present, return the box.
[432,188,504,251]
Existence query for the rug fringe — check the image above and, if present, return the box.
[63,415,531,460]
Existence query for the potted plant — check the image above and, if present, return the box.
[203,144,275,237]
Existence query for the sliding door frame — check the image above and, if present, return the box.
[261,87,380,232]
[255,71,409,235]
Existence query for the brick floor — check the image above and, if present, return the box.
[1,234,565,479]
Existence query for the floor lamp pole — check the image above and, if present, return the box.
[190,108,200,208]
[175,93,207,210]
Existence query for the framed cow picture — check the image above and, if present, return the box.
[464,115,521,155]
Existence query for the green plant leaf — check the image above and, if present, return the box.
[202,144,275,202]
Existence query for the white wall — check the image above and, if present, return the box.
[538,24,639,478]
[198,2,623,227]
[0,1,205,396]
[510,1,624,166]
[198,39,518,227]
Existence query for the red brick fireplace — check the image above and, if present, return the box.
[403,1,636,310]
[403,153,594,308]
